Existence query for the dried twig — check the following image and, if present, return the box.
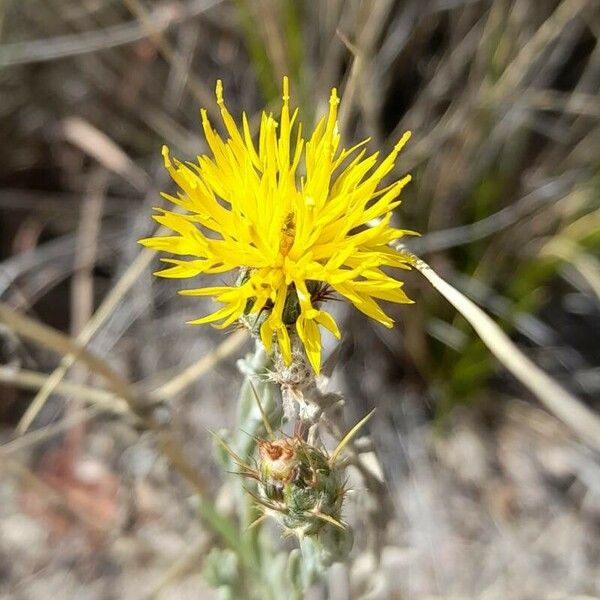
[0,0,223,67]
[0,303,212,493]
[15,240,158,434]
[61,118,148,191]
[152,328,249,400]
[0,365,129,415]
[400,249,600,451]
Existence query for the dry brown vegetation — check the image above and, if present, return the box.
[0,0,599,598]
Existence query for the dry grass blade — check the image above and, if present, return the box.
[1,407,103,455]
[337,0,396,138]
[542,238,600,300]
[0,1,209,67]
[61,118,147,190]
[490,0,590,101]
[122,0,219,118]
[152,328,249,400]
[71,169,107,336]
[0,303,210,495]
[0,302,134,402]
[410,175,576,254]
[16,245,157,434]
[0,365,129,414]
[400,249,600,451]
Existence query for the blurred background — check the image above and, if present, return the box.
[0,0,599,598]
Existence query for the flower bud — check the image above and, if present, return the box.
[255,437,348,541]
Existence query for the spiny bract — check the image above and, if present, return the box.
[140,77,416,373]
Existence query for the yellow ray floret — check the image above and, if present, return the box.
[140,77,416,373]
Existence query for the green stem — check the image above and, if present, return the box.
[234,341,281,598]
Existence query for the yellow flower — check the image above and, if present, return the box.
[140,77,416,373]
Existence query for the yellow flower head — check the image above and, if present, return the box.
[140,78,416,373]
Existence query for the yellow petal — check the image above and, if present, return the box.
[260,320,274,353]
[315,311,341,339]
[154,259,211,278]
[276,325,292,365]
[179,286,235,297]
[187,304,238,326]
[140,79,418,372]
[296,316,321,374]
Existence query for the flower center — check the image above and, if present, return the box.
[279,212,296,257]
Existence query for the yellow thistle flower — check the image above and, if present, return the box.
[140,77,416,373]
